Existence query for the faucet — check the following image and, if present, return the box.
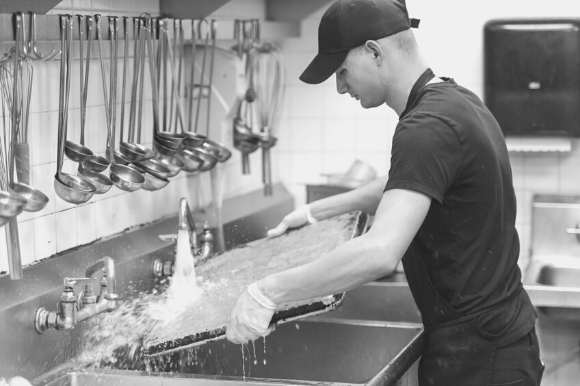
[178,197,200,256]
[34,257,120,334]
[153,199,215,278]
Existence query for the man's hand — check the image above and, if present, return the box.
[267,205,317,238]
[226,283,276,344]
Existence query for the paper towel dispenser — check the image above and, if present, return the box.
[484,19,580,137]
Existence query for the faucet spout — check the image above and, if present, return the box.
[178,197,199,254]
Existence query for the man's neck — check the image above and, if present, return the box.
[387,64,430,116]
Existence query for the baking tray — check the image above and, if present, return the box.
[143,211,369,357]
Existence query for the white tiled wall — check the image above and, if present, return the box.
[276,0,580,268]
[0,0,267,274]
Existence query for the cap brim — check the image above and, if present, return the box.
[299,51,348,84]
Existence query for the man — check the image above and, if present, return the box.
[226,1,544,385]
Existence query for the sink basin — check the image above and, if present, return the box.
[536,264,580,287]
[35,368,309,386]
[524,259,580,320]
[321,282,421,323]
[142,319,423,385]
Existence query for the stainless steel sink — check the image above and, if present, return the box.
[35,368,311,386]
[524,259,580,320]
[536,264,580,287]
[321,282,421,323]
[142,319,423,385]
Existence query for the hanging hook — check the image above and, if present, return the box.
[26,12,60,61]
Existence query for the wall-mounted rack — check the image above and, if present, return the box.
[0,0,333,42]
[0,14,300,43]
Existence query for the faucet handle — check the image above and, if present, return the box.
[63,277,94,287]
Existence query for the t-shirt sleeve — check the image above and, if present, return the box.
[384,113,462,204]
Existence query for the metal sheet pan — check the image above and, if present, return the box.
[144,211,369,357]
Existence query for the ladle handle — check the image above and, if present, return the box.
[187,19,196,133]
[80,15,93,146]
[136,19,146,143]
[145,17,161,134]
[56,15,68,176]
[119,16,128,143]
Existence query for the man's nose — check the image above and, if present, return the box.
[336,75,347,94]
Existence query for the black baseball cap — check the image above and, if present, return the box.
[300,0,420,84]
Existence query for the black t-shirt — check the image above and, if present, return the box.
[385,71,536,344]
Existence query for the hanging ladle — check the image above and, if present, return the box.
[179,19,219,172]
[104,16,144,192]
[54,15,96,204]
[151,19,183,152]
[78,16,110,174]
[75,15,112,194]
[118,17,154,163]
[9,14,49,212]
[63,16,94,164]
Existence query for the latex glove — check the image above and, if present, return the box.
[226,282,276,344]
[266,205,317,238]
[8,377,32,386]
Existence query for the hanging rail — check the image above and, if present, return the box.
[0,14,299,43]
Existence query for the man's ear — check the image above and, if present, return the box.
[364,40,383,63]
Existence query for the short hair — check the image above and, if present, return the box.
[384,29,418,56]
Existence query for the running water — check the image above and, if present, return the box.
[174,227,195,278]
[240,344,246,380]
[251,340,257,365]
[263,336,268,365]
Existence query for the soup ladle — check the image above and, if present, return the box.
[64,15,94,164]
[104,16,144,192]
[54,15,96,204]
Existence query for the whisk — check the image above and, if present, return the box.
[253,44,285,196]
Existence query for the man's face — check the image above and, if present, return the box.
[335,46,385,108]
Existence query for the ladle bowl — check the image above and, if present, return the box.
[202,138,232,163]
[154,132,183,149]
[132,163,170,191]
[109,164,145,192]
[177,149,204,172]
[10,182,49,212]
[111,150,131,165]
[133,158,171,179]
[120,142,155,162]
[64,140,94,163]
[80,155,110,173]
[182,146,218,172]
[54,173,96,204]
[155,141,180,157]
[155,154,183,177]
[78,169,113,194]
[0,190,27,219]
[182,132,206,148]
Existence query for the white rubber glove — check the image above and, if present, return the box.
[226,282,276,344]
[8,377,32,386]
[266,205,317,238]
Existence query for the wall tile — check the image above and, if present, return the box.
[55,209,78,253]
[17,220,36,266]
[76,203,97,246]
[34,214,57,259]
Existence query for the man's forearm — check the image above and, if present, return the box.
[309,177,387,220]
[258,232,397,306]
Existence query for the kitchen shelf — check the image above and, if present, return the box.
[0,0,329,42]
[0,0,60,14]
